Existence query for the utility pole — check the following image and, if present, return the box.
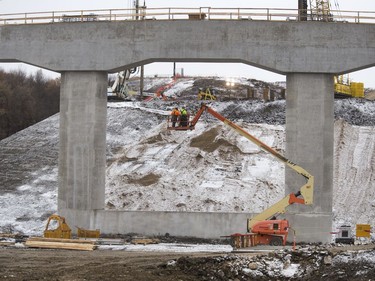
[135,0,139,20]
[135,1,147,97]
[134,0,146,20]
[298,0,308,21]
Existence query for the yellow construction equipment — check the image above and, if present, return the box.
[198,88,216,101]
[168,104,314,248]
[44,214,72,239]
[356,224,371,239]
[44,214,100,239]
[299,1,365,98]
[334,75,364,98]
[76,227,100,239]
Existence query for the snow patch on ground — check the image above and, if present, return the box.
[98,243,232,253]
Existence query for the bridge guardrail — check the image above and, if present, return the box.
[0,7,374,25]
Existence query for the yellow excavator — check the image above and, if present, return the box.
[168,104,314,248]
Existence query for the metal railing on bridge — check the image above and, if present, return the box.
[0,7,374,25]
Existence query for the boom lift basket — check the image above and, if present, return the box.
[167,115,194,130]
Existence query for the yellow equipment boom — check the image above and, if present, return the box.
[168,103,314,234]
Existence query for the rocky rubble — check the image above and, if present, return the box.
[164,245,375,280]
[144,98,375,126]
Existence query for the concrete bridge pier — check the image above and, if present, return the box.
[285,73,334,243]
[58,71,107,230]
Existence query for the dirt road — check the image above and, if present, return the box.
[0,248,227,281]
[1,244,374,281]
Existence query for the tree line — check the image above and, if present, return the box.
[0,69,60,140]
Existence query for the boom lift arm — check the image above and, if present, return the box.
[168,103,314,233]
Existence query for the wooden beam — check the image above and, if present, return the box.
[28,237,95,244]
[25,237,96,251]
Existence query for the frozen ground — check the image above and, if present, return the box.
[98,243,232,253]
[1,244,373,281]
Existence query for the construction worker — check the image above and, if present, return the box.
[170,107,180,127]
[180,107,188,127]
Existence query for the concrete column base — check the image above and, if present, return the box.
[285,213,333,243]
[93,210,255,238]
[286,73,334,243]
[59,209,95,233]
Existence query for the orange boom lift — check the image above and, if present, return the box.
[167,104,314,248]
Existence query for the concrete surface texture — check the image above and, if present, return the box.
[0,20,374,242]
[285,73,334,242]
[0,21,374,73]
[95,210,256,238]
[58,72,107,228]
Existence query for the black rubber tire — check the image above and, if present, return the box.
[270,236,283,246]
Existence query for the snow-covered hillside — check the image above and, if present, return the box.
[105,101,375,233]
[0,78,374,236]
[106,104,285,213]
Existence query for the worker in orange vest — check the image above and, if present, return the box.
[170,107,180,127]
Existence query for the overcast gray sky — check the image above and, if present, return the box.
[0,1,374,87]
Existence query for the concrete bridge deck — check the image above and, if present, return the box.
[1,20,374,73]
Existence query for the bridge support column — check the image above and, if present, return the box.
[58,71,107,230]
[285,73,334,243]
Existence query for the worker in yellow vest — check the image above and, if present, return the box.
[180,107,188,127]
